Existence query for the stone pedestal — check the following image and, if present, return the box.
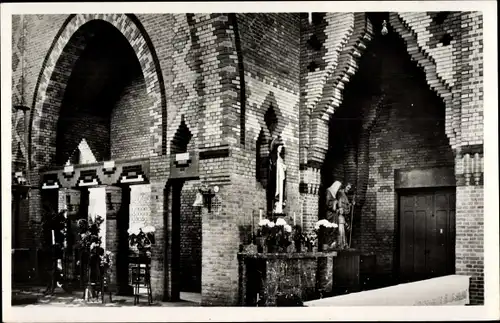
[333,249,361,295]
[238,251,337,306]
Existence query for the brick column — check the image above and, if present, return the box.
[455,147,484,305]
[299,167,321,232]
[105,186,121,289]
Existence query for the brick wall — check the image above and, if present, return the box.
[11,12,485,305]
[459,12,483,146]
[390,11,484,304]
[195,13,303,305]
[110,78,151,160]
[56,113,109,163]
[358,87,454,272]
[455,185,484,304]
[130,184,152,227]
[338,30,455,274]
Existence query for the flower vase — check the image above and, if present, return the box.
[306,245,314,253]
[294,240,302,253]
[266,241,278,253]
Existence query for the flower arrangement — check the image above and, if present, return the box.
[257,217,292,253]
[128,223,155,258]
[75,215,113,300]
[302,231,318,252]
[314,219,338,248]
[100,250,113,269]
[77,216,105,254]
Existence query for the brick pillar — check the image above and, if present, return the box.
[105,186,121,289]
[300,166,321,232]
[301,193,319,233]
[455,149,484,305]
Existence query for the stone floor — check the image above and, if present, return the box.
[11,286,201,307]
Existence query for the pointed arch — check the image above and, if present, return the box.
[170,116,193,155]
[28,14,166,171]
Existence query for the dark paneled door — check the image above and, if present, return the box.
[399,189,455,282]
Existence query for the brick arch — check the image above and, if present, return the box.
[308,13,374,165]
[389,12,457,149]
[29,14,166,170]
[308,12,458,166]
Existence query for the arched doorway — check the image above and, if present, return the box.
[33,16,162,294]
[322,16,456,288]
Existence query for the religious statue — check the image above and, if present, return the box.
[325,181,354,249]
[268,137,287,214]
[325,181,341,224]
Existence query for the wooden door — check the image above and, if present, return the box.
[399,189,455,282]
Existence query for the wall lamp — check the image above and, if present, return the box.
[193,184,219,213]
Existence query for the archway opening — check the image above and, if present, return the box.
[322,24,455,291]
[44,19,154,293]
[167,120,202,300]
[54,19,150,165]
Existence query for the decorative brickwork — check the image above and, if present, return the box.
[11,12,485,306]
[308,13,373,165]
[455,185,484,305]
[390,13,456,148]
[388,11,484,304]
[29,14,165,171]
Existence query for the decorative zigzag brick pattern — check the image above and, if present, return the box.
[165,14,198,154]
[390,12,457,149]
[11,16,28,168]
[458,12,483,147]
[11,12,484,306]
[299,13,355,166]
[308,13,373,165]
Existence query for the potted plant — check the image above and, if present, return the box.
[314,219,338,251]
[76,215,112,301]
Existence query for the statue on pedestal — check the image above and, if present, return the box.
[268,137,287,215]
[325,181,353,249]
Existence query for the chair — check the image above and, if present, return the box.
[131,257,152,305]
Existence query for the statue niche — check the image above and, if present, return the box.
[267,136,287,215]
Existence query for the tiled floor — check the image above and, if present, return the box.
[11,286,200,307]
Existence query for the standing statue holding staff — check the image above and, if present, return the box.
[325,181,354,249]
